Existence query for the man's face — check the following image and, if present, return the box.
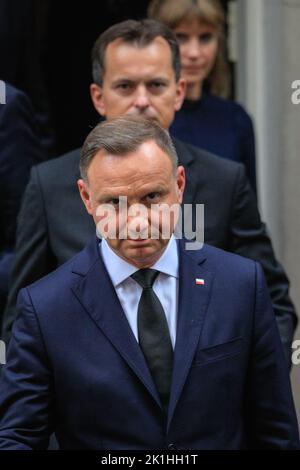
[78,140,185,268]
[90,37,186,129]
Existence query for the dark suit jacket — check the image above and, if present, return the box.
[1,141,297,360]
[0,238,298,449]
[0,83,43,317]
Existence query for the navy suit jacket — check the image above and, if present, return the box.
[0,83,43,251]
[0,238,298,450]
[0,83,43,317]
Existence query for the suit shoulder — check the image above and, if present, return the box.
[180,241,259,303]
[24,251,82,305]
[33,147,81,179]
[24,238,98,306]
[199,243,257,278]
[174,138,244,179]
[3,82,26,103]
[199,244,259,300]
[27,147,81,191]
[0,83,33,121]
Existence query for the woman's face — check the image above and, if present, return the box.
[173,17,219,88]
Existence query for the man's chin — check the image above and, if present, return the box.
[123,241,158,263]
[127,111,159,123]
[127,237,151,245]
[126,239,154,253]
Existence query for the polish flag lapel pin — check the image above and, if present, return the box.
[195,278,205,286]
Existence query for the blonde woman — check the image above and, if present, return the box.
[148,0,257,193]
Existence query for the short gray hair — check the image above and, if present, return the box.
[80,116,178,181]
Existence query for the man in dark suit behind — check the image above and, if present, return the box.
[0,82,43,318]
[0,116,298,449]
[1,20,297,363]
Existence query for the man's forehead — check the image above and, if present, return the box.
[96,178,170,197]
[94,141,173,166]
[90,164,173,198]
[104,36,173,67]
[87,142,174,181]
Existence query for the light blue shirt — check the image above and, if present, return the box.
[100,236,179,349]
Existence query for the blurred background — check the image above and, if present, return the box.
[0,0,299,425]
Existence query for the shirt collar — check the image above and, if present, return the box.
[100,235,179,288]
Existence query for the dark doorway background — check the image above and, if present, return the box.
[44,0,151,156]
[0,0,231,156]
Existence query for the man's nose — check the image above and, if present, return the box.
[127,215,150,239]
[133,85,150,109]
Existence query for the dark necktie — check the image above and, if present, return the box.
[131,269,173,410]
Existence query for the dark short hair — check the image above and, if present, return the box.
[80,116,178,181]
[91,19,181,86]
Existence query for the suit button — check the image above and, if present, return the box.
[168,443,177,450]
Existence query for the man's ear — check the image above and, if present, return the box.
[176,166,186,204]
[90,83,106,117]
[77,179,93,215]
[174,78,186,112]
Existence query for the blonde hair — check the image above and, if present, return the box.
[148,0,231,98]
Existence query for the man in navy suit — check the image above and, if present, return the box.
[0,116,298,450]
[2,20,297,367]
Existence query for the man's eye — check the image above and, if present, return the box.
[116,83,132,92]
[148,82,166,94]
[146,192,160,201]
[109,198,120,206]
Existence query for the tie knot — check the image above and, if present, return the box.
[131,269,159,289]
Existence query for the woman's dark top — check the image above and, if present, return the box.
[170,93,257,194]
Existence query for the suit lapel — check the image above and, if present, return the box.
[167,239,214,429]
[71,238,162,408]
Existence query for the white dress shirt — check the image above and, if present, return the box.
[100,236,179,349]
